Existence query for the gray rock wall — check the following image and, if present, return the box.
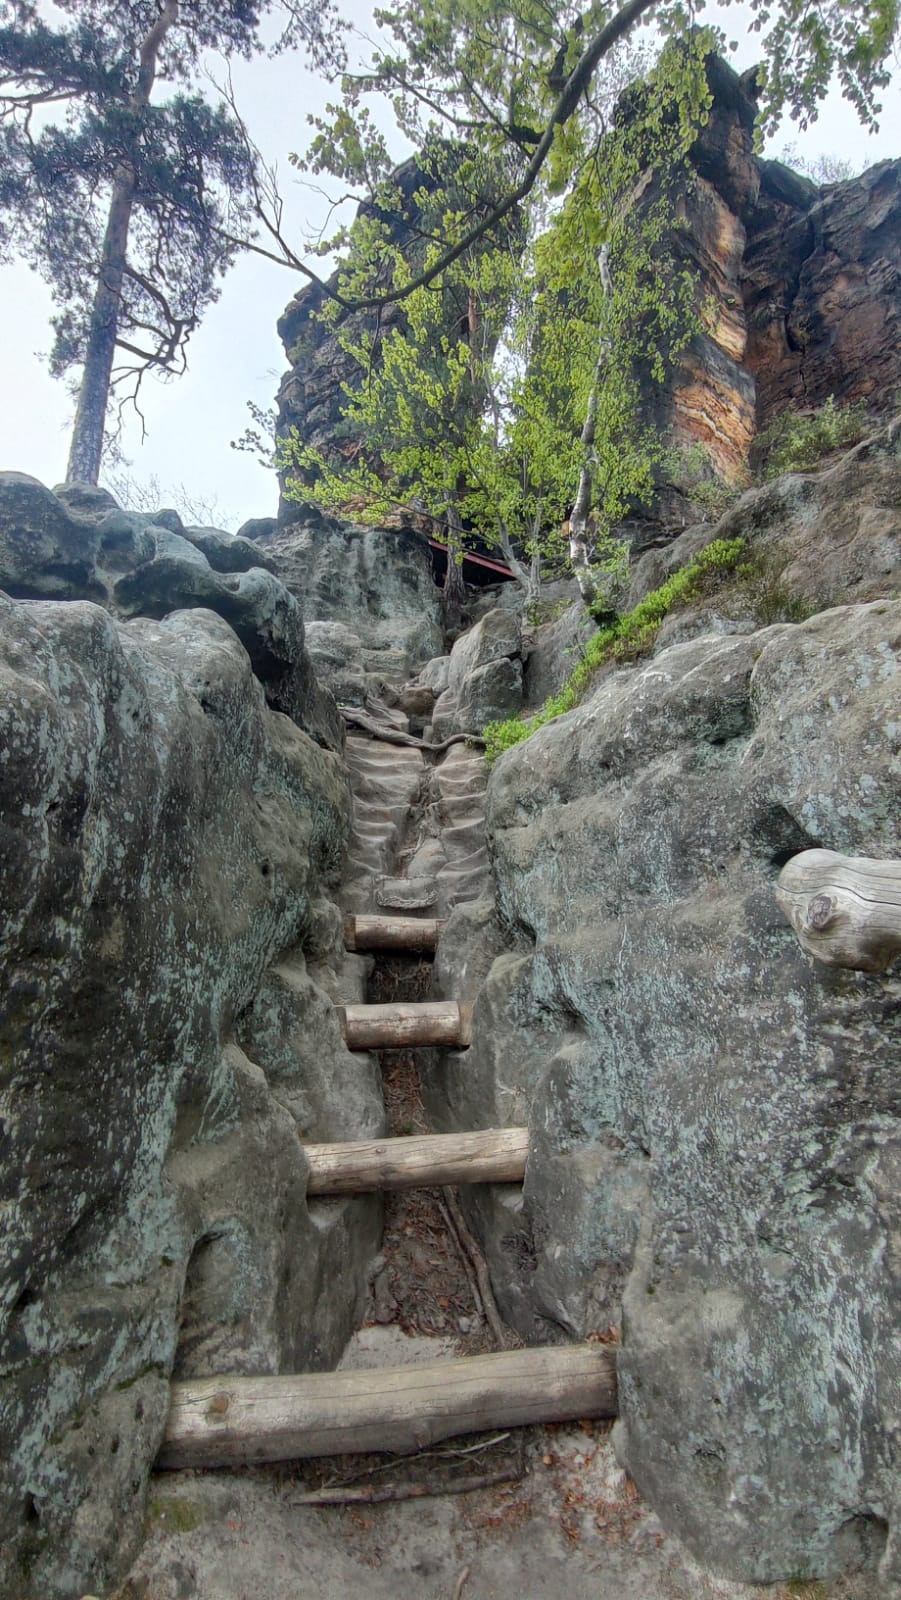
[0,483,381,1597]
[251,507,444,702]
[426,599,901,1591]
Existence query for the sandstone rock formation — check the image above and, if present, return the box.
[0,473,342,749]
[0,481,383,1597]
[430,608,524,738]
[650,59,901,517]
[248,503,444,704]
[425,591,901,1590]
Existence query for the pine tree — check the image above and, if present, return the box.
[0,0,341,482]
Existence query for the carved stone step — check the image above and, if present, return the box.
[375,876,439,911]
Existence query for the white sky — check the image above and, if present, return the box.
[0,4,899,529]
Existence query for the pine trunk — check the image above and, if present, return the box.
[66,173,137,484]
[64,0,179,483]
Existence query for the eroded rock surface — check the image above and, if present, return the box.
[0,473,342,749]
[431,608,523,737]
[427,599,901,1590]
[0,587,377,1595]
[251,506,444,703]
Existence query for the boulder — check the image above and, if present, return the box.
[250,508,443,699]
[0,474,342,750]
[0,595,377,1599]
[431,609,524,737]
[427,600,901,1591]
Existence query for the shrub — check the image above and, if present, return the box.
[752,396,869,480]
[482,537,746,762]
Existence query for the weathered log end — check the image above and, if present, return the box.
[775,848,901,972]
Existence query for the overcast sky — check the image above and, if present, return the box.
[1,5,899,531]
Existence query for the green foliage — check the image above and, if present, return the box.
[664,443,747,521]
[752,396,870,479]
[282,41,717,601]
[482,538,746,762]
[720,549,817,624]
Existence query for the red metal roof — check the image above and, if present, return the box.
[427,538,514,578]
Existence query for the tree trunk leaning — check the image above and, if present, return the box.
[158,1344,618,1469]
[65,0,179,483]
[775,848,901,972]
[338,1001,473,1050]
[304,1128,529,1194]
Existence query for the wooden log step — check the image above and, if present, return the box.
[343,913,445,953]
[338,1000,472,1050]
[304,1127,529,1194]
[158,1344,618,1470]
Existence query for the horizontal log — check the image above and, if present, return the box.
[344,914,445,953]
[775,848,901,972]
[338,1000,472,1050]
[304,1128,529,1194]
[158,1344,617,1470]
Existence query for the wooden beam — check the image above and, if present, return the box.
[304,1128,529,1194]
[158,1344,617,1470]
[337,1000,472,1050]
[775,849,901,972]
[344,914,445,953]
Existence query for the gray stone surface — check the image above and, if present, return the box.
[0,595,377,1599]
[629,415,901,618]
[428,601,901,1591]
[431,609,524,737]
[250,507,443,701]
[522,599,598,710]
[0,473,342,750]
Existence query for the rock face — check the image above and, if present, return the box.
[430,609,524,737]
[626,59,901,525]
[251,503,444,703]
[0,474,342,750]
[0,483,383,1597]
[426,596,901,1591]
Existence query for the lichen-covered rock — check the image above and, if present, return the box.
[630,414,901,617]
[428,601,901,1590]
[250,507,443,701]
[0,596,377,1599]
[0,473,342,750]
[431,609,523,737]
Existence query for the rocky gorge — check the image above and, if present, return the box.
[2,66,901,1600]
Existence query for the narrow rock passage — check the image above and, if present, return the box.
[125,675,840,1600]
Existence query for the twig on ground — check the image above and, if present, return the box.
[292,1464,519,1506]
[440,1186,522,1350]
[453,1566,471,1600]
